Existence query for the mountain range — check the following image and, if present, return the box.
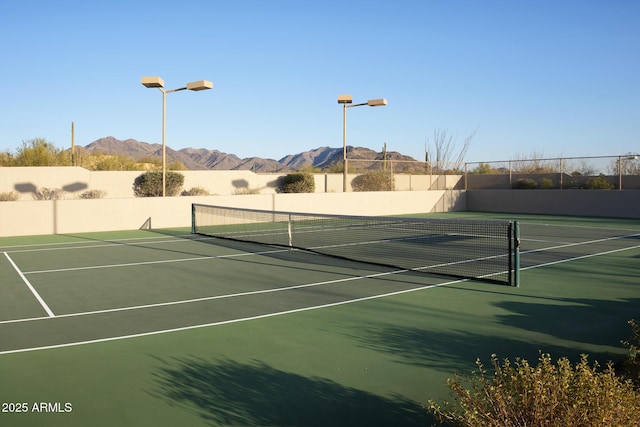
[80,136,419,172]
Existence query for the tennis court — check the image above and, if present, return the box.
[1,211,639,426]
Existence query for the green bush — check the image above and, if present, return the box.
[133,171,184,197]
[512,178,538,189]
[351,170,395,192]
[583,176,615,190]
[277,171,315,193]
[428,352,640,427]
[540,177,555,189]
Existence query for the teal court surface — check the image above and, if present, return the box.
[1,212,639,426]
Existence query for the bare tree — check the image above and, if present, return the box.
[426,128,477,172]
[608,153,640,175]
[566,158,597,176]
[510,151,558,173]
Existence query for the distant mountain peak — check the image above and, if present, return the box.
[81,137,418,172]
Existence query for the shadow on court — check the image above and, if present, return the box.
[342,296,638,375]
[152,357,436,427]
[495,296,640,347]
[344,322,578,373]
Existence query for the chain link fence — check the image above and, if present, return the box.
[464,155,640,190]
[347,155,640,190]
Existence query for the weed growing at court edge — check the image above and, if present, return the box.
[427,352,640,427]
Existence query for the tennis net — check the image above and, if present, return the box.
[192,204,520,286]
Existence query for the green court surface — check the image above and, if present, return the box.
[1,213,639,426]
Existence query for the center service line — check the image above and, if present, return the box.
[3,252,55,318]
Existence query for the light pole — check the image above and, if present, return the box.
[141,76,213,196]
[338,95,387,192]
[618,154,639,190]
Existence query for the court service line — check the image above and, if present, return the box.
[23,247,291,275]
[2,234,640,355]
[3,235,213,254]
[3,252,55,318]
[520,242,640,270]
[0,268,417,325]
[520,232,640,255]
[0,276,466,355]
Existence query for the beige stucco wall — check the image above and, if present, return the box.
[466,190,640,219]
[4,167,636,237]
[0,167,462,199]
[0,191,465,237]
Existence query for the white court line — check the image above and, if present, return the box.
[0,275,466,355]
[520,232,640,255]
[2,231,639,355]
[0,268,411,325]
[3,252,55,318]
[520,243,640,270]
[2,235,212,254]
[23,247,291,275]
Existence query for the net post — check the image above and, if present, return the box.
[512,221,520,287]
[287,214,293,247]
[191,203,196,234]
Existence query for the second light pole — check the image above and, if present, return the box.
[338,95,387,192]
[142,76,213,196]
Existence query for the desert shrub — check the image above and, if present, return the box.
[133,171,184,197]
[181,186,210,196]
[351,170,395,192]
[233,188,260,195]
[619,319,640,387]
[33,188,63,200]
[512,178,537,189]
[0,191,20,201]
[79,189,106,199]
[582,176,615,190]
[428,352,640,427]
[277,171,315,193]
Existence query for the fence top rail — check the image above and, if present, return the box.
[464,154,639,166]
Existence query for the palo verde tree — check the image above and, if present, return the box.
[0,151,14,166]
[14,138,70,166]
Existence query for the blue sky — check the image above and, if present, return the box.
[1,0,638,163]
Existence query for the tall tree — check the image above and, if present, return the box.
[14,138,70,166]
[0,151,14,166]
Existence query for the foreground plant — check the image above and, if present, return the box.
[428,352,640,427]
[619,319,640,386]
